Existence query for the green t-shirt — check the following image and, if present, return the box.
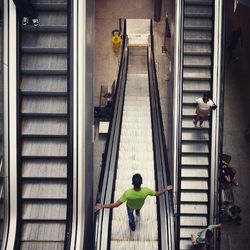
[119,187,156,210]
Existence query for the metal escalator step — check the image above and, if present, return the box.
[183,68,211,79]
[184,18,212,31]
[21,75,67,93]
[183,79,211,92]
[182,103,196,116]
[184,55,211,67]
[183,92,208,104]
[21,32,67,51]
[21,222,65,241]
[21,113,67,119]
[184,5,213,18]
[182,117,209,128]
[21,96,67,114]
[21,54,67,72]
[184,30,212,42]
[22,117,67,136]
[181,204,208,214]
[22,25,67,33]
[181,179,208,190]
[110,241,158,250]
[184,0,213,5]
[20,242,64,250]
[180,215,207,226]
[32,3,67,11]
[31,0,67,3]
[22,180,67,199]
[22,159,67,178]
[182,129,209,141]
[22,138,67,157]
[22,201,66,220]
[179,239,194,250]
[21,92,67,98]
[182,141,209,153]
[36,11,67,26]
[181,168,208,178]
[181,154,209,165]
[21,69,67,75]
[22,47,67,54]
[181,191,208,202]
[184,43,211,55]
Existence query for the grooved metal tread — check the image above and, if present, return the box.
[18,1,69,248]
[178,1,215,249]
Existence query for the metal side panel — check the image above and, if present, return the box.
[177,0,215,249]
[17,1,70,248]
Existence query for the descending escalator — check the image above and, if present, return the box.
[177,0,216,249]
[15,0,72,248]
[95,19,174,250]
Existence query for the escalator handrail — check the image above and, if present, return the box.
[94,21,128,250]
[174,0,185,247]
[148,20,175,250]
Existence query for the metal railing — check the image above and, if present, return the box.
[94,21,128,250]
[148,20,175,250]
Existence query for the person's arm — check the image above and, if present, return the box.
[94,200,123,212]
[207,224,221,230]
[224,174,231,183]
[155,185,173,197]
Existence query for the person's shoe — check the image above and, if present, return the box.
[32,18,39,27]
[22,17,29,26]
[129,219,136,231]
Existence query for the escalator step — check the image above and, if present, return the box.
[184,55,211,67]
[181,191,208,202]
[180,215,207,226]
[184,5,213,18]
[21,32,67,52]
[21,75,67,93]
[21,222,66,241]
[22,158,67,178]
[184,30,212,42]
[181,204,208,214]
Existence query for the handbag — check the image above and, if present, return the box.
[191,233,199,245]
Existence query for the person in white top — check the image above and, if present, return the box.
[193,92,217,127]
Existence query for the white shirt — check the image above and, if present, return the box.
[196,97,214,111]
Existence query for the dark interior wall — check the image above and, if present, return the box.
[225,0,250,124]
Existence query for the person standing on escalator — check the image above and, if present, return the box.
[95,173,173,231]
[12,0,39,27]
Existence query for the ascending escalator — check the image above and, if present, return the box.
[176,0,218,249]
[15,0,72,248]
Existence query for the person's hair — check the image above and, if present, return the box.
[203,92,212,99]
[205,230,213,239]
[132,173,142,188]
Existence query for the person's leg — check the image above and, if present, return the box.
[193,115,198,126]
[21,0,38,18]
[135,209,140,216]
[127,205,136,231]
[199,116,205,127]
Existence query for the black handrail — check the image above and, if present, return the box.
[14,14,22,249]
[148,20,175,250]
[176,0,185,248]
[94,20,128,250]
[65,0,73,248]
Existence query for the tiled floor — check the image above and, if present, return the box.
[94,1,250,249]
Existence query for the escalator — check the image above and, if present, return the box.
[95,19,174,250]
[175,0,220,249]
[15,0,72,248]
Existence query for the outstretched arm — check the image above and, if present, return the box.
[94,200,123,213]
[155,185,173,197]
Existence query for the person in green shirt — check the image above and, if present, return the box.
[95,173,172,231]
